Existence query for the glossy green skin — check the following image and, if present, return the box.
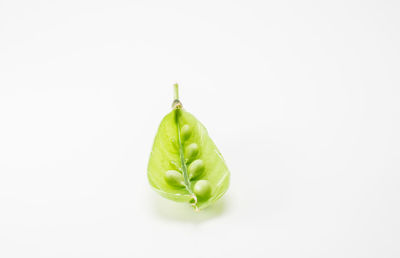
[147,108,230,210]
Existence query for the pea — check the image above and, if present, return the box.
[147,84,230,211]
[185,143,199,162]
[180,124,191,141]
[188,159,205,179]
[193,180,212,200]
[164,170,184,187]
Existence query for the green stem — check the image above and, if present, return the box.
[172,83,183,109]
[173,83,179,100]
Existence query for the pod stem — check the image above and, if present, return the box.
[172,83,183,109]
[173,83,179,100]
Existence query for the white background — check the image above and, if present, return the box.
[0,0,399,257]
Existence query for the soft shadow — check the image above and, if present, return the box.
[150,193,230,223]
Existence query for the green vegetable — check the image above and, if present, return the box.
[147,84,230,211]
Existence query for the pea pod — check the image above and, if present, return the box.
[147,84,230,211]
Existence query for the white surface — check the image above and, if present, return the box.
[0,0,399,257]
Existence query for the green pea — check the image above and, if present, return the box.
[180,124,191,141]
[193,180,212,200]
[188,159,205,179]
[164,170,184,187]
[185,143,199,162]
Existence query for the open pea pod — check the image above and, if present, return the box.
[147,84,230,211]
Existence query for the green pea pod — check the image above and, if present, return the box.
[147,84,230,211]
